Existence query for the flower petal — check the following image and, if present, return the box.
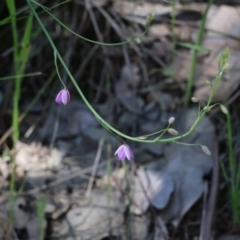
[123,145,131,160]
[55,90,63,104]
[62,90,70,105]
[118,150,125,160]
[128,145,134,159]
[114,145,123,155]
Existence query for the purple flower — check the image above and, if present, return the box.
[55,89,70,105]
[114,144,134,161]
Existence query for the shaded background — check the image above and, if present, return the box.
[1,0,240,239]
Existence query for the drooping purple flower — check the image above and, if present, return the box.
[114,144,134,161]
[55,89,70,105]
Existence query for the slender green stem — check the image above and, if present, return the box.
[30,0,148,47]
[6,0,20,224]
[12,14,33,142]
[6,1,33,227]
[36,196,46,240]
[170,0,176,61]
[154,123,170,140]
[0,0,71,26]
[6,0,19,62]
[6,0,20,143]
[138,128,167,138]
[54,50,66,88]
[226,110,237,222]
[184,0,214,107]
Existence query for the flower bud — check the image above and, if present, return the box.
[223,63,229,71]
[191,97,198,103]
[146,16,151,26]
[168,117,175,125]
[146,12,156,26]
[220,104,228,114]
[135,38,141,44]
[168,128,178,136]
[115,144,134,161]
[205,80,211,85]
[150,12,156,21]
[201,145,211,156]
[55,89,70,105]
[203,106,211,112]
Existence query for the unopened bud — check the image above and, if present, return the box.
[203,106,211,112]
[150,12,156,21]
[168,117,175,124]
[146,12,156,26]
[191,97,198,103]
[205,80,211,85]
[146,16,151,26]
[222,48,229,63]
[168,128,178,136]
[201,145,211,156]
[220,104,228,114]
[223,63,229,71]
[135,38,141,44]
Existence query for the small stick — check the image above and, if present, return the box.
[85,137,105,198]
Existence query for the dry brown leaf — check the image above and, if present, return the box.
[130,167,174,214]
[64,190,124,239]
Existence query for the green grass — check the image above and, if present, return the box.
[36,195,46,240]
[226,110,240,226]
[6,0,33,226]
[6,0,33,143]
[220,107,240,227]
